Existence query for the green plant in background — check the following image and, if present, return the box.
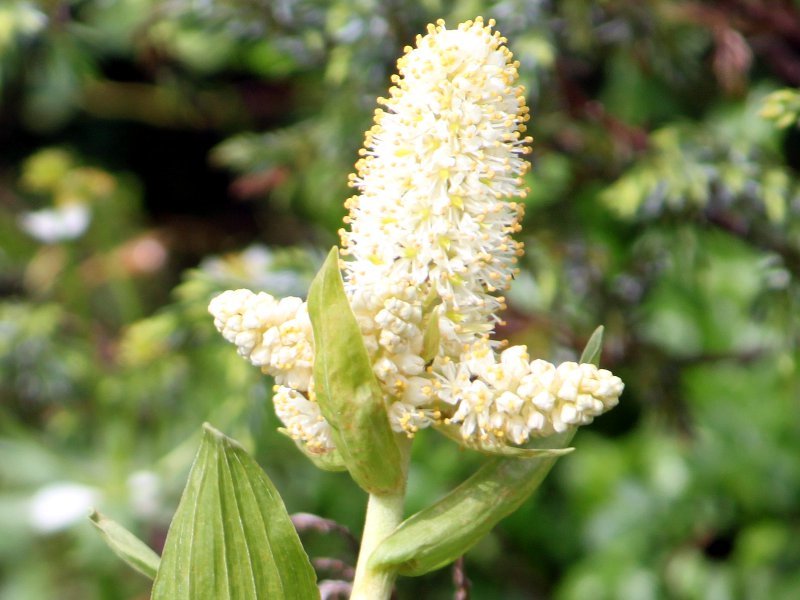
[761,88,800,129]
[94,18,623,598]
[3,1,800,599]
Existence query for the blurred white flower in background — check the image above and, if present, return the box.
[29,482,101,534]
[0,2,47,51]
[200,244,318,297]
[19,203,91,244]
[127,470,163,520]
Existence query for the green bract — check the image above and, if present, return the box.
[420,307,441,364]
[580,326,605,366]
[307,247,406,494]
[367,431,575,576]
[433,423,574,458]
[277,427,347,472]
[89,511,160,580]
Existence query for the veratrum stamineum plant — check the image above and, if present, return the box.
[93,18,623,599]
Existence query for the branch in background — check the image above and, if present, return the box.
[711,26,752,94]
[312,558,355,581]
[555,58,649,154]
[453,556,471,600]
[291,512,360,554]
[318,579,352,600]
[229,168,289,200]
[679,0,800,86]
[724,0,800,44]
[749,36,800,87]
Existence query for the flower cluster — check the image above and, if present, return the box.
[209,289,315,391]
[341,17,530,350]
[209,289,335,452]
[339,17,534,435]
[209,17,623,455]
[433,340,623,446]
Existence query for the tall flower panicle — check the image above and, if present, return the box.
[341,17,532,352]
[337,17,537,434]
[209,17,623,455]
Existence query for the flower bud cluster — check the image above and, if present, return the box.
[209,289,314,391]
[349,281,432,426]
[272,383,335,453]
[209,290,335,451]
[433,340,623,447]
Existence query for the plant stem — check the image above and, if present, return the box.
[349,491,405,599]
[350,443,411,600]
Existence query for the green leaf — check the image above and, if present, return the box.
[580,325,605,366]
[89,510,160,580]
[151,424,319,600]
[307,247,405,494]
[433,423,574,458]
[277,428,348,472]
[369,430,575,576]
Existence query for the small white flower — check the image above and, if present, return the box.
[19,203,91,243]
[386,376,441,435]
[29,482,100,534]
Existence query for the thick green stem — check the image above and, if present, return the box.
[350,442,411,600]
[350,490,406,599]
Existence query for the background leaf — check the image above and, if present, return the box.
[307,247,405,494]
[150,424,318,600]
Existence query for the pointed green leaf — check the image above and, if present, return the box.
[151,424,319,600]
[89,510,160,580]
[369,430,574,576]
[580,325,604,366]
[433,423,573,458]
[307,247,404,494]
[277,428,348,472]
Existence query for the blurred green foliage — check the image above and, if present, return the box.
[2,0,800,598]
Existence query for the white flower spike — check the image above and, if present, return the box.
[341,17,531,353]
